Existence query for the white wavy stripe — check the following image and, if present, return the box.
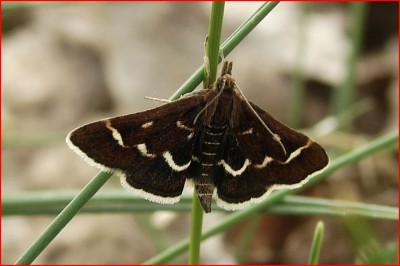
[163,151,191,172]
[136,143,156,158]
[219,159,251,177]
[120,176,181,204]
[215,161,330,211]
[105,120,125,147]
[254,141,311,169]
[176,120,194,131]
[254,156,273,169]
[66,131,119,174]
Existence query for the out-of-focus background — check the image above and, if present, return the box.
[2,2,398,264]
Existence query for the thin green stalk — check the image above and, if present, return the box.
[330,2,367,130]
[235,215,262,263]
[144,131,398,264]
[220,1,279,56]
[188,196,204,264]
[2,2,57,10]
[204,2,225,88]
[169,1,279,100]
[288,3,310,128]
[4,192,398,220]
[188,3,224,264]
[137,214,168,253]
[268,195,398,220]
[2,133,64,149]
[308,221,324,264]
[15,171,112,264]
[357,242,398,264]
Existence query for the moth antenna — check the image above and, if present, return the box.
[221,61,228,76]
[193,87,224,125]
[144,96,172,104]
[220,61,233,76]
[234,83,288,156]
[226,61,233,75]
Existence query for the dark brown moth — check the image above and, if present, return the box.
[67,62,329,213]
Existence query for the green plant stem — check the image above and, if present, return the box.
[136,214,168,253]
[188,196,204,264]
[205,2,225,87]
[267,195,398,220]
[15,171,112,264]
[144,130,398,264]
[308,221,324,264]
[330,2,367,129]
[4,192,398,220]
[288,3,310,128]
[236,215,262,263]
[188,3,224,264]
[2,133,65,149]
[169,1,279,100]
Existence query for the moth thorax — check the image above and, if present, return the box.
[211,89,239,128]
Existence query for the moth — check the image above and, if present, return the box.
[67,61,329,213]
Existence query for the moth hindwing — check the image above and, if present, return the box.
[67,61,329,213]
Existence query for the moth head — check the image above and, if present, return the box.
[216,61,235,92]
[217,75,236,93]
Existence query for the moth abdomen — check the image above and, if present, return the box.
[192,124,227,212]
